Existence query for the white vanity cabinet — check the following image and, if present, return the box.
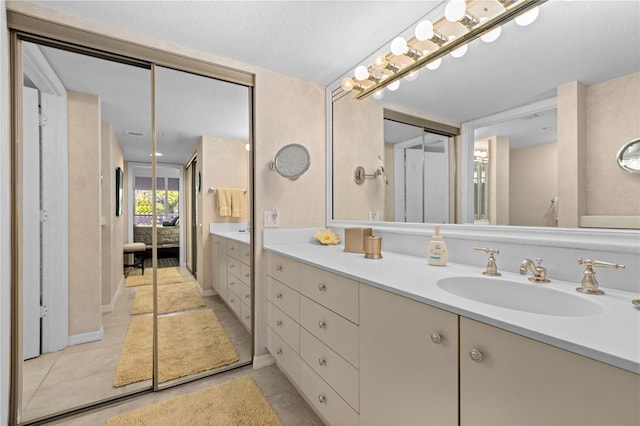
[359,284,459,426]
[460,317,640,426]
[211,235,251,331]
[266,252,361,425]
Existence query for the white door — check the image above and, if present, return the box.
[22,86,41,360]
[404,147,424,222]
[424,150,448,223]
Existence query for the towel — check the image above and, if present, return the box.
[217,188,245,218]
[231,189,245,218]
[217,188,232,217]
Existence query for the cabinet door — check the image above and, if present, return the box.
[210,236,221,291]
[460,317,640,426]
[360,284,458,426]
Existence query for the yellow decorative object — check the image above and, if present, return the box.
[314,228,340,245]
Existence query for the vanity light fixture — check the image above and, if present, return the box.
[342,0,547,100]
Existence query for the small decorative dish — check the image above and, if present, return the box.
[632,299,640,309]
[314,228,340,245]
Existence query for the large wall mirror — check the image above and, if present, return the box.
[13,34,253,423]
[330,1,639,229]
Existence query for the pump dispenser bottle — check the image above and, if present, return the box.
[427,225,448,266]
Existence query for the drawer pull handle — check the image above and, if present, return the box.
[276,265,283,271]
[318,395,326,404]
[230,246,235,250]
[318,357,326,366]
[276,320,282,327]
[276,292,283,299]
[276,348,282,356]
[318,283,326,291]
[245,294,250,300]
[469,348,484,363]
[318,321,326,329]
[230,281,235,286]
[430,332,443,344]
[245,253,250,257]
[230,299,235,304]
[245,315,250,320]
[230,264,235,268]
[245,274,250,278]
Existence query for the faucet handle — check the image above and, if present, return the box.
[576,258,625,295]
[474,247,501,276]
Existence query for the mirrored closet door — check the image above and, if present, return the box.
[12,34,254,424]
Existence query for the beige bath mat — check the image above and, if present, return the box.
[113,309,239,387]
[130,282,205,315]
[107,376,281,425]
[125,266,184,287]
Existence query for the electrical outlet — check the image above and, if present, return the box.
[264,210,280,228]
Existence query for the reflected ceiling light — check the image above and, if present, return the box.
[388,81,400,91]
[245,143,250,152]
[354,65,369,81]
[372,90,385,100]
[405,70,420,81]
[515,6,539,26]
[150,152,163,156]
[426,58,442,70]
[390,37,409,56]
[339,0,547,100]
[445,0,467,22]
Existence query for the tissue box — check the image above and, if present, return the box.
[344,227,373,253]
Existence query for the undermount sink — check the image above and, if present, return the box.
[437,277,603,317]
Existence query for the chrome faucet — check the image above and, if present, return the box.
[519,258,550,283]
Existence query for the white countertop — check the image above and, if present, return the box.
[264,241,640,374]
[210,230,250,244]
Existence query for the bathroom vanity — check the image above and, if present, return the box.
[264,233,639,425]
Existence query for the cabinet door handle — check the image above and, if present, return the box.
[318,395,326,404]
[469,348,484,362]
[318,357,327,366]
[430,332,443,344]
[245,315,250,320]
[276,265,283,271]
[276,320,282,327]
[276,348,282,355]
[318,321,326,329]
[245,274,250,278]
[245,294,250,300]
[275,292,282,299]
[318,283,326,291]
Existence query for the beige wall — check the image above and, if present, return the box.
[100,121,124,309]
[333,94,384,221]
[384,142,395,221]
[585,72,640,216]
[196,136,249,292]
[510,142,558,227]
[68,91,102,336]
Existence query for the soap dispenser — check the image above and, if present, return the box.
[427,225,448,266]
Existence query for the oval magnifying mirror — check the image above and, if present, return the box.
[271,143,310,180]
[617,138,640,173]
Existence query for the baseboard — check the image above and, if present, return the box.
[102,276,125,313]
[253,353,275,369]
[194,281,216,297]
[68,326,104,346]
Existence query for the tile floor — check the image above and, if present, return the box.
[20,267,261,423]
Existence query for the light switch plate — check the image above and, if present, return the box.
[264,210,280,228]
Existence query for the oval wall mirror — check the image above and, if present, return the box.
[271,143,310,180]
[617,138,640,173]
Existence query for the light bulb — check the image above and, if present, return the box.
[372,90,385,100]
[481,26,501,43]
[390,37,408,56]
[426,58,442,70]
[404,71,419,82]
[341,77,355,91]
[354,65,369,81]
[373,56,388,69]
[445,0,466,22]
[245,143,250,152]
[451,44,468,58]
[415,20,434,41]
[387,80,400,91]
[515,6,539,26]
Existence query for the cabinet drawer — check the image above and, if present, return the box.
[227,257,240,279]
[227,288,241,316]
[299,263,359,324]
[267,277,299,322]
[239,281,251,306]
[268,326,299,384]
[241,302,251,331]
[240,243,251,265]
[300,328,359,412]
[267,301,300,353]
[227,273,241,296]
[240,263,251,286]
[218,280,227,302]
[300,296,359,368]
[266,252,299,291]
[299,360,359,426]
[226,240,240,259]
